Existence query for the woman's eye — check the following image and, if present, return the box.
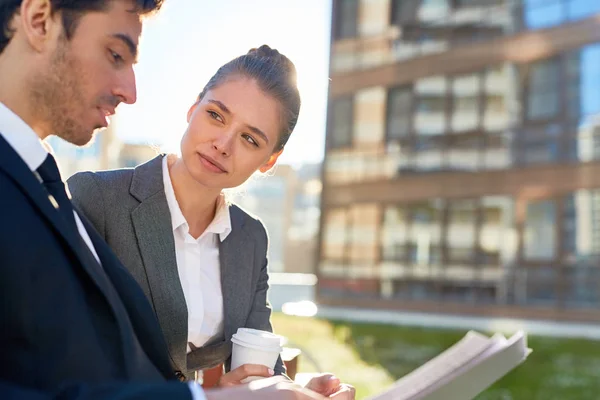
[207,110,223,122]
[243,134,259,147]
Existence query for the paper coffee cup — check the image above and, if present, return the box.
[231,328,283,383]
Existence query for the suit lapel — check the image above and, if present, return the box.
[220,207,255,341]
[129,156,188,373]
[0,136,124,311]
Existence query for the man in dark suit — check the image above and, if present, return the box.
[0,1,332,399]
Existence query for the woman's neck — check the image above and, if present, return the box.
[167,154,222,239]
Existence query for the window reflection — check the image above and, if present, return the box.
[447,200,477,264]
[451,74,481,133]
[322,208,348,262]
[329,97,354,149]
[386,86,413,141]
[527,58,560,120]
[414,136,445,171]
[524,199,556,261]
[348,204,380,266]
[408,201,443,269]
[382,206,409,262]
[414,76,447,136]
[446,135,482,171]
[334,0,358,39]
[563,190,600,264]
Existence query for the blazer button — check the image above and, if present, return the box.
[175,370,186,382]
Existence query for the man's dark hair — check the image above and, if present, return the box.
[0,0,163,55]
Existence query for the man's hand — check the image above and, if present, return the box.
[304,373,356,399]
[217,364,274,387]
[206,376,326,399]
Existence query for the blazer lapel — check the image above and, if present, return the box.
[81,213,175,379]
[129,155,189,373]
[220,208,255,341]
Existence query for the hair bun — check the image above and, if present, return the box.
[248,45,281,59]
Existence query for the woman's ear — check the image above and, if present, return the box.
[259,149,283,173]
[187,101,200,123]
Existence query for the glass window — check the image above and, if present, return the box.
[382,206,409,262]
[484,132,513,169]
[414,76,447,136]
[419,0,450,22]
[564,267,600,308]
[451,74,481,133]
[322,208,349,262]
[480,196,515,266]
[408,201,443,267]
[522,137,559,165]
[523,267,558,306]
[390,0,420,25]
[335,0,358,39]
[349,204,380,264]
[520,124,561,165]
[563,190,600,264]
[447,200,477,264]
[569,125,600,163]
[524,199,556,261]
[329,97,354,149]
[483,64,513,132]
[413,136,445,171]
[386,86,413,141]
[527,58,560,120]
[446,135,481,171]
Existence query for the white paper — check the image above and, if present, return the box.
[367,331,531,400]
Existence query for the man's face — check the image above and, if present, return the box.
[30,0,142,145]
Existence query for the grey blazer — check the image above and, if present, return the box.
[67,154,285,380]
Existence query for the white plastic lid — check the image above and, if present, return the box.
[231,328,282,352]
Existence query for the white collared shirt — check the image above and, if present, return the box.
[162,156,230,352]
[0,102,100,263]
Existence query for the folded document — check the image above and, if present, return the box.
[368,330,531,400]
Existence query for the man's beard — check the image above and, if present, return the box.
[29,37,93,146]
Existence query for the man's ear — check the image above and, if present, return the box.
[20,0,57,53]
[259,149,283,173]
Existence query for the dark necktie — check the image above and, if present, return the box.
[37,154,78,233]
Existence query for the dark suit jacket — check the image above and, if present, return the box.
[67,155,285,380]
[0,136,192,399]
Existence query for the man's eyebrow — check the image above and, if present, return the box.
[112,33,138,62]
[208,99,270,144]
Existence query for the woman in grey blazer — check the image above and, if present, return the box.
[68,45,295,383]
[68,45,354,398]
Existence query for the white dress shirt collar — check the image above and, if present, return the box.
[0,102,48,171]
[162,156,232,242]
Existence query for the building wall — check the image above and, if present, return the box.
[318,0,600,321]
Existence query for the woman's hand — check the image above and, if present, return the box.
[217,364,275,387]
[304,373,356,399]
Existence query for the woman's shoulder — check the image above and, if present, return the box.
[67,154,164,197]
[67,167,134,195]
[228,203,268,236]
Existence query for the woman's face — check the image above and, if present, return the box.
[180,77,283,189]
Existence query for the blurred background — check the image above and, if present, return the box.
[54,0,600,398]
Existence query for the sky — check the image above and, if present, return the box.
[114,0,332,166]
